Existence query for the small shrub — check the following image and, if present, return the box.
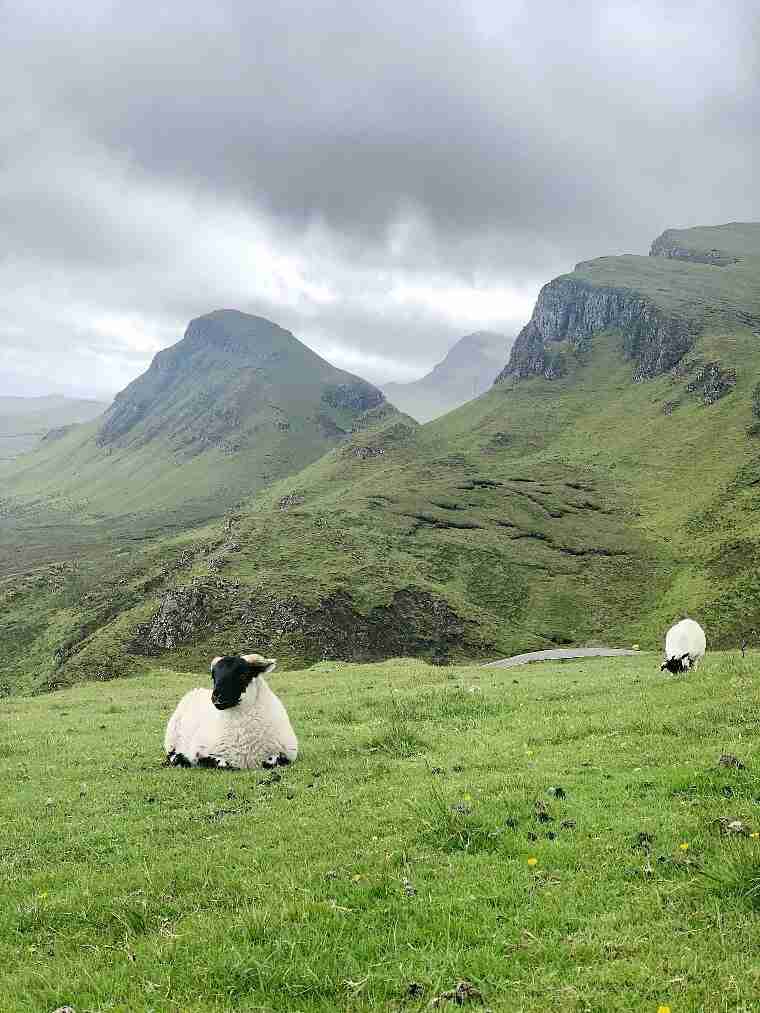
[366,721,429,758]
[414,782,502,854]
[699,841,760,909]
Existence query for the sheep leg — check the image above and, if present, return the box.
[167,750,192,768]
[262,753,292,769]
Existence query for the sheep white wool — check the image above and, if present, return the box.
[662,618,706,673]
[164,662,298,769]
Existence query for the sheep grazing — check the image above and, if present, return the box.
[660,618,706,674]
[164,653,298,770]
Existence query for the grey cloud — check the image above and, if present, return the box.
[1,0,759,396]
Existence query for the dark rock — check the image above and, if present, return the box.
[321,382,385,413]
[238,587,478,666]
[650,231,740,266]
[633,831,654,851]
[685,361,737,404]
[41,424,77,443]
[718,753,746,770]
[351,445,385,460]
[136,582,222,652]
[495,276,699,384]
[713,817,751,836]
[429,980,484,1006]
[278,493,304,510]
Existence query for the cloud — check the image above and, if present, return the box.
[1,0,759,395]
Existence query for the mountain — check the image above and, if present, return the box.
[6,222,760,694]
[0,310,412,556]
[0,394,108,460]
[382,331,510,421]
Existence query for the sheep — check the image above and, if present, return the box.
[164,653,298,769]
[660,618,706,674]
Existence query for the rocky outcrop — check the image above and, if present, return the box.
[496,276,698,384]
[650,230,739,266]
[278,492,305,510]
[350,445,385,460]
[686,362,737,405]
[41,424,76,443]
[321,382,385,413]
[139,583,216,651]
[238,587,476,665]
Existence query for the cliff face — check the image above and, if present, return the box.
[496,276,698,384]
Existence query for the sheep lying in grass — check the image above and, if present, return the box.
[165,654,298,769]
[661,618,706,674]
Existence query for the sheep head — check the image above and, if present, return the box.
[660,652,690,674]
[210,653,277,709]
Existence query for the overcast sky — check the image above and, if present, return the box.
[2,0,759,398]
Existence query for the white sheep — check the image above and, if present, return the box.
[660,618,706,674]
[164,653,298,769]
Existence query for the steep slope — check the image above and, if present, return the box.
[0,395,107,460]
[7,223,760,693]
[382,331,510,421]
[0,310,410,560]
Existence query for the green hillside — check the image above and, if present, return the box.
[0,310,412,565]
[3,651,760,1011]
[0,394,107,460]
[4,223,760,693]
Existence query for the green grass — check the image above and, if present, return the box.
[3,651,760,1011]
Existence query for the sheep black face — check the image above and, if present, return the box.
[661,653,690,674]
[210,654,276,710]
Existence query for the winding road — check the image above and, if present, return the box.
[482,647,642,669]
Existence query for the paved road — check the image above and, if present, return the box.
[482,647,642,669]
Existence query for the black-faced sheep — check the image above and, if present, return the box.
[661,618,706,674]
[164,653,298,769]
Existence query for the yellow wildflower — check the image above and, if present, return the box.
[751,833,759,840]
[679,843,689,851]
[527,857,538,867]
[657,1006,671,1013]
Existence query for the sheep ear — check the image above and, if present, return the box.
[211,656,222,671]
[241,653,277,676]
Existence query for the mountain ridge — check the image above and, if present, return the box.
[5,222,760,693]
[0,309,413,568]
[382,330,510,422]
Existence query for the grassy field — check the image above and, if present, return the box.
[3,651,760,1011]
